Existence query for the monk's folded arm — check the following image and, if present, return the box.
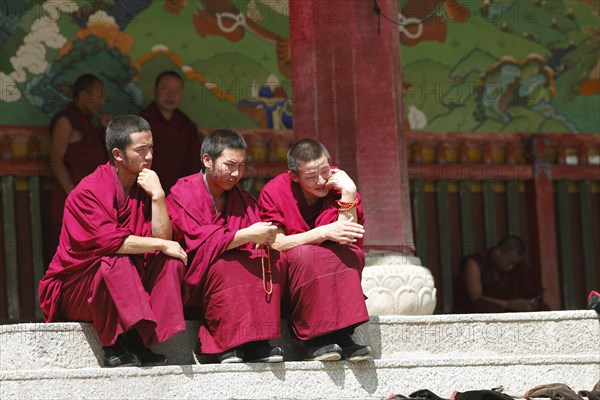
[463,259,483,302]
[226,226,267,250]
[150,195,173,240]
[226,228,252,250]
[337,208,358,223]
[336,189,359,223]
[271,227,328,252]
[116,235,168,254]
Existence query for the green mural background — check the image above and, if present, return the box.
[0,0,598,134]
[399,0,599,133]
[0,0,292,130]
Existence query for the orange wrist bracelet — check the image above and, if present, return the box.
[337,197,359,212]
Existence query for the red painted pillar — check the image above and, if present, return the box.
[289,0,414,252]
[526,136,561,310]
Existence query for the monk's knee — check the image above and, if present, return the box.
[97,255,135,272]
[156,255,185,279]
[285,244,317,264]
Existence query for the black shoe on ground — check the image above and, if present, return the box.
[103,334,141,368]
[124,330,168,366]
[303,336,342,361]
[331,331,372,362]
[243,341,284,363]
[218,348,244,364]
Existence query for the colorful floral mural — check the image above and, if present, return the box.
[0,0,598,134]
[0,0,292,130]
[399,0,600,133]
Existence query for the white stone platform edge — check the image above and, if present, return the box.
[2,309,596,334]
[1,355,598,400]
[2,354,599,380]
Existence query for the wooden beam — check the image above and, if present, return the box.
[28,176,44,319]
[436,144,453,313]
[459,144,474,256]
[2,176,20,319]
[527,137,561,310]
[556,180,575,309]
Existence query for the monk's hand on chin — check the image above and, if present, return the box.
[326,169,356,194]
[161,240,188,265]
[325,220,365,244]
[137,168,165,200]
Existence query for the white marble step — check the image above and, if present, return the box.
[1,355,599,400]
[355,310,600,359]
[1,311,597,371]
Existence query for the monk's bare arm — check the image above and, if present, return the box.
[271,221,364,252]
[271,227,327,252]
[463,259,483,302]
[137,169,172,240]
[50,116,76,194]
[150,195,172,240]
[226,222,277,250]
[117,235,187,265]
[336,187,358,223]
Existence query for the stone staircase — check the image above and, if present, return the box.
[1,310,598,399]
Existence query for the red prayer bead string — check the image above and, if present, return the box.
[261,244,273,295]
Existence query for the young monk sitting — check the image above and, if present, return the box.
[258,138,372,362]
[39,115,188,367]
[167,129,284,363]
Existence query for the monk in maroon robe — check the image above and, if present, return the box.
[39,115,188,367]
[48,74,110,255]
[167,129,283,364]
[258,138,372,362]
[453,235,548,313]
[139,71,201,195]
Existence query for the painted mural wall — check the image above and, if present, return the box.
[0,0,292,130]
[0,0,598,134]
[399,0,599,133]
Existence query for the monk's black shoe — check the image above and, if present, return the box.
[243,341,284,363]
[340,344,372,362]
[303,336,342,361]
[102,338,141,368]
[134,349,168,366]
[331,331,372,362]
[304,343,342,361]
[218,348,244,363]
[124,330,168,366]
[103,351,141,368]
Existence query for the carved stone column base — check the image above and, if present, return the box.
[362,251,437,315]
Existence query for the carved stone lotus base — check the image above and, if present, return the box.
[361,251,437,315]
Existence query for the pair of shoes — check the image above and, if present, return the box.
[103,334,140,368]
[330,331,372,362]
[124,330,168,366]
[303,336,342,361]
[243,341,284,363]
[218,348,244,364]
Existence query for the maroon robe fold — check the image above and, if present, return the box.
[48,103,108,253]
[452,250,548,313]
[39,163,186,347]
[167,173,282,354]
[258,171,369,340]
[139,102,202,194]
